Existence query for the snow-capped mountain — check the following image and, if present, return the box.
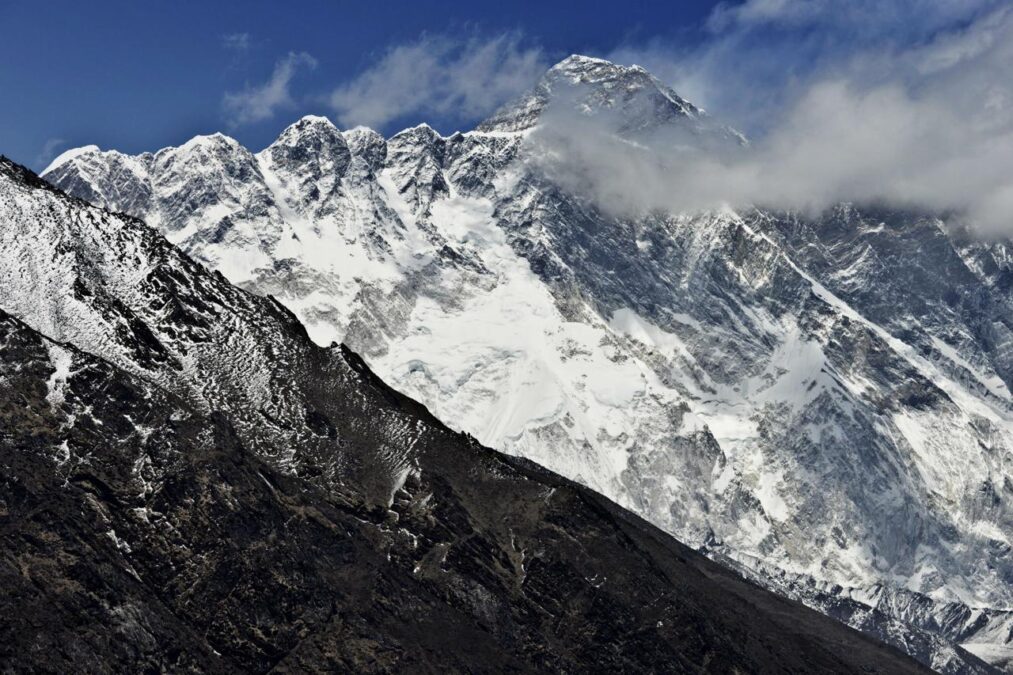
[44,54,1013,671]
[0,155,936,673]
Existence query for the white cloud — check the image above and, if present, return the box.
[222,51,317,126]
[328,33,546,130]
[33,138,66,171]
[531,5,1013,233]
[609,0,1006,135]
[222,32,252,53]
[706,0,998,34]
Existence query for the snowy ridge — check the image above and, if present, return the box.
[42,55,1013,671]
[0,157,419,503]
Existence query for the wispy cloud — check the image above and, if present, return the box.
[705,0,997,34]
[222,32,252,53]
[609,0,1005,134]
[33,137,66,171]
[328,32,546,130]
[222,51,317,126]
[533,3,1013,232]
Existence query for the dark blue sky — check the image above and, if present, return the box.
[0,0,721,169]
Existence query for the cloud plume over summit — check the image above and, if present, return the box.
[532,2,1013,232]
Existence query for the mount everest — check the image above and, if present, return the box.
[42,55,1013,671]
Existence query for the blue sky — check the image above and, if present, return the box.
[3,0,1009,225]
[0,0,722,169]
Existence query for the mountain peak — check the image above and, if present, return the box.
[387,123,446,154]
[296,113,335,126]
[258,116,352,207]
[263,114,349,172]
[392,122,443,141]
[267,114,344,149]
[478,55,703,133]
[551,53,614,71]
[545,54,658,87]
[271,114,339,142]
[42,144,100,175]
[170,132,245,158]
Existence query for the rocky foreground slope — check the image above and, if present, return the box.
[43,55,1013,671]
[0,157,943,671]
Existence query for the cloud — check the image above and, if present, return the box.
[222,32,252,53]
[33,138,66,171]
[222,51,317,126]
[609,0,1005,135]
[328,32,546,130]
[705,0,997,34]
[531,3,1013,233]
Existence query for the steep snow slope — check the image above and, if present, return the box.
[44,55,1013,671]
[0,155,938,673]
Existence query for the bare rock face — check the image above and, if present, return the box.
[0,156,937,673]
[42,56,1013,672]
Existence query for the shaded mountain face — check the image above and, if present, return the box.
[0,157,937,673]
[43,54,1013,671]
